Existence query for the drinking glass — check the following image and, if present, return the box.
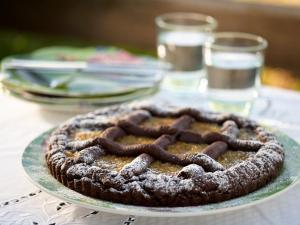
[203,32,268,116]
[156,12,217,92]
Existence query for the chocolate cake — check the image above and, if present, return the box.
[45,104,284,206]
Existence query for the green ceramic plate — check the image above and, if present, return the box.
[5,85,158,112]
[22,128,300,217]
[1,46,161,98]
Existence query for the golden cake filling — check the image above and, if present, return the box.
[238,128,257,140]
[141,117,176,127]
[74,131,103,141]
[95,155,134,171]
[116,135,155,145]
[70,122,256,174]
[217,151,255,169]
[64,150,79,158]
[167,142,207,156]
[149,162,183,174]
[189,122,220,133]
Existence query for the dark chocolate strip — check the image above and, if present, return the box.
[117,120,176,138]
[177,164,205,179]
[227,114,258,129]
[71,106,261,179]
[202,131,230,144]
[119,134,175,177]
[117,111,165,177]
[178,130,204,143]
[171,115,194,130]
[174,108,217,123]
[186,153,224,172]
[143,106,214,123]
[120,113,225,177]
[123,110,151,124]
[174,113,226,175]
[66,139,99,151]
[120,115,195,177]
[101,127,126,140]
[95,138,180,163]
[141,105,259,128]
[202,141,228,159]
[139,106,172,117]
[119,116,186,177]
[143,106,206,121]
[178,137,227,177]
[173,107,230,124]
[154,135,176,148]
[120,153,153,178]
[74,146,105,164]
[229,139,263,151]
[202,132,262,151]
[194,120,236,160]
[93,138,223,172]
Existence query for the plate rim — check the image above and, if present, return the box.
[1,46,161,98]
[5,84,159,105]
[21,129,300,217]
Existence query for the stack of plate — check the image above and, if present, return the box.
[0,46,162,112]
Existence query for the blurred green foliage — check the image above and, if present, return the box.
[0,30,83,59]
[0,30,155,60]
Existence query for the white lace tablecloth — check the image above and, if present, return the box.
[1,86,300,225]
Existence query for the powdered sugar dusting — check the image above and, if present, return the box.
[45,103,285,206]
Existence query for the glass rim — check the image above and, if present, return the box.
[155,12,218,31]
[205,32,268,52]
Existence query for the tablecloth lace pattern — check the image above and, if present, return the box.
[0,189,136,225]
[1,187,300,225]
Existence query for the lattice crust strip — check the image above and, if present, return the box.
[45,104,284,206]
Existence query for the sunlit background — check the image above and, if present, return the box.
[1,0,300,90]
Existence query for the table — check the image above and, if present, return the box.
[0,86,300,225]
